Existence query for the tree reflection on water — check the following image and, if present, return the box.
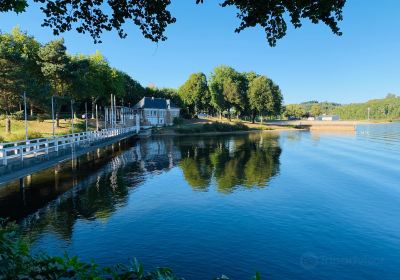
[178,133,281,193]
[0,132,282,242]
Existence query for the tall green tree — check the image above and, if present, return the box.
[178,72,210,115]
[284,104,305,119]
[0,27,46,132]
[247,75,274,123]
[38,38,71,126]
[271,82,283,117]
[209,65,246,120]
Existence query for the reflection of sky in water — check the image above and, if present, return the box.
[1,124,400,280]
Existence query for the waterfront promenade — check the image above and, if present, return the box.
[0,127,141,186]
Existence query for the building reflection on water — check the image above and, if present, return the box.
[0,132,282,242]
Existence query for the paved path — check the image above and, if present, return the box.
[0,131,139,186]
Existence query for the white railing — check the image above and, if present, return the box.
[0,125,140,166]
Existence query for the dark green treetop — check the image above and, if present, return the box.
[1,0,346,46]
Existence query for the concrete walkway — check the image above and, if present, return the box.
[0,131,139,186]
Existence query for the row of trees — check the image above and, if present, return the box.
[1,27,283,129]
[284,94,400,120]
[0,27,181,127]
[284,101,341,119]
[332,94,400,120]
[178,66,283,122]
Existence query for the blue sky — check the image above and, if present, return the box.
[1,1,399,104]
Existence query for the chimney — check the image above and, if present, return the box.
[166,99,171,109]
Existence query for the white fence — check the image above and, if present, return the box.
[0,126,139,166]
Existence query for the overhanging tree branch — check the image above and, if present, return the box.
[1,0,346,46]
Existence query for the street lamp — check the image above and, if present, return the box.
[23,92,28,141]
[71,99,75,134]
[51,96,55,138]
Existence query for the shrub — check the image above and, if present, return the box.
[0,220,260,279]
[175,122,251,134]
[173,117,185,126]
[3,131,43,142]
[68,121,87,134]
[11,110,24,120]
[36,114,46,123]
[29,115,38,121]
[0,136,4,143]
[7,134,25,142]
[0,219,182,280]
[28,131,43,139]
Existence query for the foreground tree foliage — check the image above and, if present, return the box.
[0,219,261,280]
[0,0,346,46]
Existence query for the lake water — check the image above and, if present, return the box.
[1,123,400,279]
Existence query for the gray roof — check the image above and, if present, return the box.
[133,97,179,110]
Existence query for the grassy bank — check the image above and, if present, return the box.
[0,119,92,142]
[153,117,305,136]
[174,121,255,134]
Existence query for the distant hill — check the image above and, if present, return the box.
[300,101,341,115]
[331,94,400,120]
[289,94,400,120]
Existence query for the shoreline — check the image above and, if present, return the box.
[153,120,398,137]
[153,127,306,137]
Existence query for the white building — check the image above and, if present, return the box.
[133,97,180,127]
[316,115,340,121]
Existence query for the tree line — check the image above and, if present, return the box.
[284,94,400,120]
[0,27,181,128]
[179,66,283,122]
[1,27,284,127]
